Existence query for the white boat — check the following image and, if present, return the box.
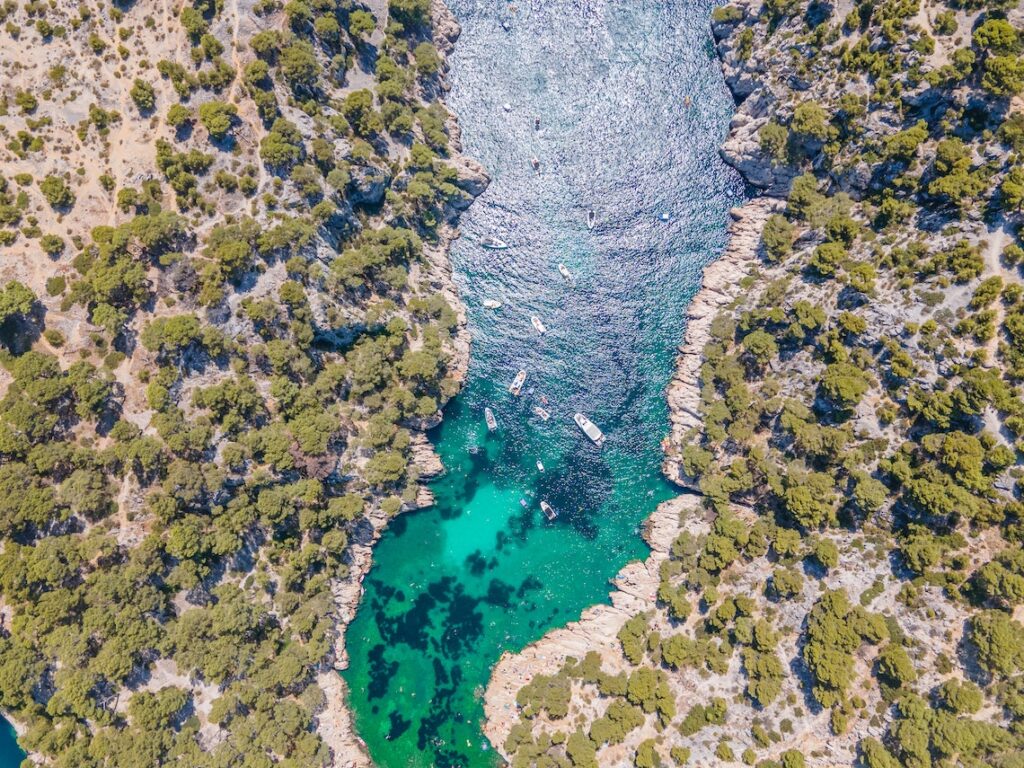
[540,501,557,520]
[533,406,550,421]
[481,236,509,250]
[520,498,528,508]
[509,369,527,396]
[558,263,572,280]
[574,412,605,447]
[659,212,671,222]
[485,407,497,431]
[531,157,540,172]
[482,299,502,309]
[587,210,595,230]
[531,315,547,334]
[502,102,513,112]
[536,460,545,472]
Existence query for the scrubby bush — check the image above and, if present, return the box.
[198,100,237,139]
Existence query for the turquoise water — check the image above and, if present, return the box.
[343,1,742,767]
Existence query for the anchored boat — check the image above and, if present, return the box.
[531,315,547,334]
[481,236,509,250]
[540,501,557,520]
[574,412,605,447]
[536,460,544,472]
[509,369,527,396]
[558,263,572,280]
[485,407,497,431]
[587,210,595,230]
[533,406,550,421]
[482,299,502,309]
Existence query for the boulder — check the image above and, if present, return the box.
[347,165,390,206]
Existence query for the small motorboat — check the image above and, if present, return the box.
[502,102,513,112]
[485,407,497,431]
[531,315,547,334]
[659,212,671,222]
[533,406,550,421]
[587,210,595,230]
[481,236,509,250]
[520,498,528,508]
[534,117,541,130]
[558,263,571,280]
[482,299,502,309]
[531,157,540,172]
[536,460,545,472]
[509,369,527,396]
[540,501,557,521]
[574,412,605,447]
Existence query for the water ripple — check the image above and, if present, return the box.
[344,1,743,765]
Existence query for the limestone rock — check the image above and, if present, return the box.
[347,165,391,206]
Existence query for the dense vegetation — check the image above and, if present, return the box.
[493,0,1024,765]
[0,0,479,763]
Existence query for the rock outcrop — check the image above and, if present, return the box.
[662,197,784,489]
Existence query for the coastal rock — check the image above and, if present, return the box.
[662,196,786,486]
[483,496,705,756]
[409,432,445,479]
[347,165,391,206]
[453,155,490,198]
[718,104,794,192]
[430,0,461,52]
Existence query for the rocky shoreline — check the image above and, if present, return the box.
[661,197,784,490]
[316,2,488,764]
[482,494,704,756]
[481,6,777,757]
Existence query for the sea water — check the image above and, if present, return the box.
[343,1,743,766]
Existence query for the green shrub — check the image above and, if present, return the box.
[39,174,74,208]
[130,78,156,112]
[198,100,237,139]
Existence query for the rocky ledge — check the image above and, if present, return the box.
[483,494,703,758]
[661,197,784,490]
[317,3,488,765]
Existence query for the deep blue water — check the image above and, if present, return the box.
[0,719,20,767]
[344,1,742,767]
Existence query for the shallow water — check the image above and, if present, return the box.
[343,1,742,766]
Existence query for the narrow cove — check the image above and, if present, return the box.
[342,1,744,766]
